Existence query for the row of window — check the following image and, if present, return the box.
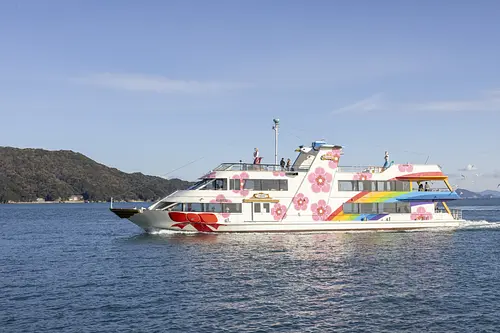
[343,203,411,214]
[230,179,288,191]
[188,178,289,191]
[159,202,243,213]
[190,178,412,193]
[338,180,411,192]
[155,201,411,215]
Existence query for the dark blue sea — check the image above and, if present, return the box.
[1,199,500,332]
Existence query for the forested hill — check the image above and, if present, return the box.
[0,147,191,203]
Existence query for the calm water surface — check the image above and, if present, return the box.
[1,200,500,332]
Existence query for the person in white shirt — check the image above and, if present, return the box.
[253,148,259,164]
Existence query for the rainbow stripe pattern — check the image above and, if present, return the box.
[350,191,408,203]
[330,212,388,221]
[327,190,459,221]
[346,191,460,204]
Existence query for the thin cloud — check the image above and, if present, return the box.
[333,89,500,114]
[331,93,385,114]
[73,73,249,94]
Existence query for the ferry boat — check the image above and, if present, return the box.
[111,140,464,233]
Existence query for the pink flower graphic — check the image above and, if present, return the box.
[232,172,249,196]
[398,164,414,172]
[210,194,232,218]
[308,167,332,193]
[271,203,287,221]
[273,171,286,177]
[311,200,332,221]
[411,207,433,220]
[293,193,309,210]
[323,149,341,169]
[353,172,373,181]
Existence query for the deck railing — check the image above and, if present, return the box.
[337,164,441,174]
[435,208,463,220]
[337,166,385,173]
[212,163,307,172]
[412,188,453,192]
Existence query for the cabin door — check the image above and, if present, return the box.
[251,202,271,222]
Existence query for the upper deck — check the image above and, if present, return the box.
[213,163,293,172]
[213,163,387,173]
[210,162,446,178]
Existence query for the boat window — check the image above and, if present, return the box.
[353,181,359,191]
[178,203,243,213]
[339,180,412,192]
[358,181,374,191]
[379,203,396,213]
[230,179,241,190]
[199,178,227,191]
[343,203,359,214]
[377,181,386,191]
[263,203,270,213]
[338,181,357,191]
[395,181,410,191]
[261,180,280,191]
[279,180,288,191]
[154,201,175,210]
[188,179,210,190]
[223,203,242,213]
[243,179,261,191]
[369,181,377,191]
[396,203,410,213]
[254,203,261,213]
[235,179,289,191]
[166,203,183,211]
[185,203,203,212]
[343,202,411,214]
[359,203,378,214]
[206,203,223,213]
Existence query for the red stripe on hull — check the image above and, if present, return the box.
[190,222,215,233]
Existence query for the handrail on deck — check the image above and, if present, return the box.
[213,163,307,172]
[435,208,462,220]
[337,166,385,173]
[412,188,453,192]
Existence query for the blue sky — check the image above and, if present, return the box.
[1,0,499,191]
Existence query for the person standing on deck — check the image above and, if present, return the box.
[280,158,285,169]
[383,151,390,170]
[286,158,291,171]
[424,182,430,191]
[253,148,260,164]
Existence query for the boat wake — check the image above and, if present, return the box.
[147,228,198,235]
[400,220,500,233]
[457,220,500,230]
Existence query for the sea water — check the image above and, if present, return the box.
[1,200,500,332]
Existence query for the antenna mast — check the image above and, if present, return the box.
[272,118,279,165]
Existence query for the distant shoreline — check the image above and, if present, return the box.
[2,200,147,204]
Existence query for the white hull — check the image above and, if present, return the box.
[129,210,461,233]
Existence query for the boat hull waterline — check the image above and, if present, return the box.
[119,209,462,233]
